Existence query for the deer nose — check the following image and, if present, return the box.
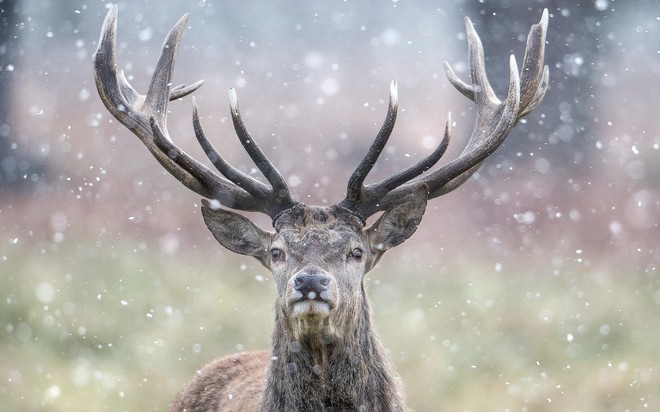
[293,272,330,300]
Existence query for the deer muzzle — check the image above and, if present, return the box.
[287,267,338,318]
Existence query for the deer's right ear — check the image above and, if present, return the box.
[201,200,273,267]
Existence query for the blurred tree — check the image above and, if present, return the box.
[0,0,47,194]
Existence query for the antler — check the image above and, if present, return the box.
[95,5,547,224]
[93,5,297,218]
[338,9,549,219]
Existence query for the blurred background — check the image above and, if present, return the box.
[1,0,658,410]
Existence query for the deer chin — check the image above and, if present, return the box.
[291,299,335,345]
[288,299,335,339]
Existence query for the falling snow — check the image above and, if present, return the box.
[0,1,658,411]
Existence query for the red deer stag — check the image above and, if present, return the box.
[94,5,548,411]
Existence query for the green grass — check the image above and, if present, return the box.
[1,237,658,411]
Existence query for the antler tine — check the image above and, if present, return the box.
[170,80,206,101]
[94,6,129,121]
[141,13,189,124]
[368,113,452,196]
[191,98,272,200]
[464,16,500,108]
[342,80,399,209]
[337,9,548,218]
[519,8,549,113]
[228,89,297,211]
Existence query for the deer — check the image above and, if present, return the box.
[93,5,548,411]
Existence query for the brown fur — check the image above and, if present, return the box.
[170,351,269,412]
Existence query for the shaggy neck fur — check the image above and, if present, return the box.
[260,290,405,412]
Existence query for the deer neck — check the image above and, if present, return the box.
[261,298,405,411]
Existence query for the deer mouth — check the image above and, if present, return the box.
[292,299,331,318]
[289,291,335,318]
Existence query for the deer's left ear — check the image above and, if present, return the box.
[366,185,428,265]
[201,199,273,267]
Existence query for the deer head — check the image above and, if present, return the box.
[94,5,548,411]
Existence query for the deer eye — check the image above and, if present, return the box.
[271,248,285,262]
[348,248,363,261]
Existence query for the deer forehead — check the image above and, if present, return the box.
[272,205,365,253]
[275,224,366,258]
